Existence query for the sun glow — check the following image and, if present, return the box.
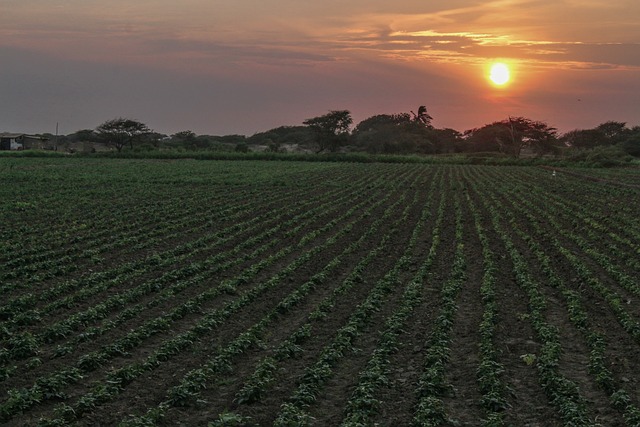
[489,62,510,86]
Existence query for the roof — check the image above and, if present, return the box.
[0,132,44,139]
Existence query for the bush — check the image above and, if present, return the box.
[565,145,633,167]
[235,143,249,153]
[0,150,67,158]
[132,143,157,152]
[621,135,640,157]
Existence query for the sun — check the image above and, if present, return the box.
[489,62,510,86]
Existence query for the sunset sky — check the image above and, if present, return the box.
[2,1,639,136]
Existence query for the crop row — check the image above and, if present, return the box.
[0,182,360,381]
[122,170,435,426]
[468,166,640,423]
[2,160,639,426]
[0,190,348,362]
[464,190,510,426]
[0,165,363,295]
[2,165,427,424]
[272,175,446,426]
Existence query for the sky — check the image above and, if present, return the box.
[1,0,639,136]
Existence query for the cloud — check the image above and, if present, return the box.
[1,1,639,136]
[3,0,638,72]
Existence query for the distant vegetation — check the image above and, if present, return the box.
[13,107,640,166]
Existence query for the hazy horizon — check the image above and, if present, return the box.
[2,1,639,136]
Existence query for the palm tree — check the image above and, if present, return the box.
[410,105,433,127]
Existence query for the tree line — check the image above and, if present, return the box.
[42,108,640,159]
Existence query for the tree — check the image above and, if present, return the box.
[621,131,640,157]
[303,110,353,153]
[561,128,606,149]
[172,130,197,143]
[429,128,463,154]
[95,118,151,152]
[463,123,506,153]
[410,105,433,128]
[168,130,199,149]
[67,129,99,143]
[596,121,630,144]
[561,121,632,153]
[353,113,412,134]
[465,117,557,157]
[352,113,435,154]
[246,126,315,148]
[142,132,167,149]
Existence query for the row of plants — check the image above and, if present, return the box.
[0,162,243,262]
[1,168,405,420]
[233,183,427,409]
[516,168,640,257]
[0,162,382,330]
[0,185,274,286]
[514,182,640,299]
[480,168,640,423]
[0,175,355,350]
[24,168,424,425]
[0,158,351,285]
[469,165,640,423]
[554,166,640,186]
[508,168,640,271]
[339,176,445,426]
[498,189,640,424]
[0,198,357,422]
[0,179,362,382]
[0,207,260,326]
[463,188,510,426]
[411,193,466,426]
[121,173,428,425]
[0,162,354,298]
[271,174,446,426]
[469,172,593,425]
[492,168,640,343]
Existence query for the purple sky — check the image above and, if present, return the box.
[2,1,639,136]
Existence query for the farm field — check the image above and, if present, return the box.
[552,167,640,187]
[1,158,640,426]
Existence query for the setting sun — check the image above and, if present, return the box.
[489,62,510,86]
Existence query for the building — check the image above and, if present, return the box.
[0,133,49,150]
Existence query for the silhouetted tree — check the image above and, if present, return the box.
[67,129,99,143]
[353,113,435,154]
[596,121,630,143]
[142,132,167,148]
[410,106,433,128]
[172,130,197,143]
[247,126,315,147]
[562,129,604,149]
[95,118,151,152]
[429,128,463,154]
[562,121,632,150]
[465,117,557,157]
[353,113,412,134]
[621,130,640,157]
[303,110,353,153]
[168,130,199,149]
[463,124,507,153]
